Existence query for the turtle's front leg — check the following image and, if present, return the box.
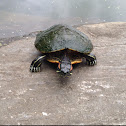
[84,53,97,66]
[30,55,46,72]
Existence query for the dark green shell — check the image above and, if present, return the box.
[35,24,93,53]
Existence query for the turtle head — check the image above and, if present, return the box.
[57,55,72,75]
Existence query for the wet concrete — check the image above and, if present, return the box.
[0,22,126,125]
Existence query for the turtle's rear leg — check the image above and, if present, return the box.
[84,53,97,66]
[30,55,46,72]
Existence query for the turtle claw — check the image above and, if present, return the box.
[30,66,41,72]
[86,59,97,66]
[84,53,97,66]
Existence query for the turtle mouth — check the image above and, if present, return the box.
[56,65,72,76]
[57,69,72,76]
[61,66,71,74]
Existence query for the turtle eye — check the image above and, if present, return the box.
[66,63,71,69]
[60,63,66,69]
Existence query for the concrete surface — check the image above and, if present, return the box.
[0,22,126,125]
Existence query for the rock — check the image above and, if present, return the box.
[0,22,126,125]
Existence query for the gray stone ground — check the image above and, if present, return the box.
[0,22,126,125]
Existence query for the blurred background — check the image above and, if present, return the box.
[0,0,126,38]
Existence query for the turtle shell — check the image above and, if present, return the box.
[35,24,93,53]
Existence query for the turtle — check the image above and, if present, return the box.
[30,24,97,75]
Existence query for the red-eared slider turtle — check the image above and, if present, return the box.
[30,24,96,75]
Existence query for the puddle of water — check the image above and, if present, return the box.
[0,0,126,38]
